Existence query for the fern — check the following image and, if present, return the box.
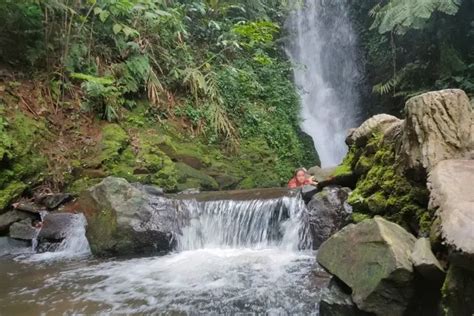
[371,0,461,34]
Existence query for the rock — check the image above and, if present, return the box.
[78,177,183,257]
[307,186,352,249]
[308,165,357,188]
[411,238,445,283]
[308,166,337,183]
[301,185,318,204]
[14,202,42,214]
[38,193,73,209]
[0,237,31,256]
[9,219,40,240]
[317,216,416,315]
[442,265,474,316]
[400,89,472,174]
[428,160,474,270]
[175,162,219,191]
[0,210,31,234]
[132,183,164,196]
[38,213,77,241]
[345,114,402,147]
[319,278,372,316]
[214,174,241,190]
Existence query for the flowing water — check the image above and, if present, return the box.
[0,194,329,315]
[286,0,363,167]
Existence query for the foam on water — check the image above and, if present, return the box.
[1,194,327,314]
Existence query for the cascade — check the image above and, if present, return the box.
[286,0,362,166]
[1,193,326,314]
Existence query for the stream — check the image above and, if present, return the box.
[0,194,329,315]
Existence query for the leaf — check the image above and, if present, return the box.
[113,23,122,34]
[99,10,110,22]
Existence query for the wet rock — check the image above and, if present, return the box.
[308,166,356,189]
[411,238,445,283]
[317,216,416,315]
[38,213,77,241]
[0,210,31,234]
[39,193,73,209]
[301,185,318,204]
[399,89,472,174]
[78,177,183,257]
[14,202,42,214]
[428,160,474,270]
[307,186,352,249]
[0,237,31,256]
[345,114,402,147]
[9,218,40,240]
[320,278,372,316]
[442,265,474,316]
[132,183,164,196]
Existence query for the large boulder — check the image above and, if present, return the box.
[345,114,402,147]
[317,216,417,315]
[428,159,474,270]
[399,89,472,174]
[307,186,352,249]
[78,177,185,257]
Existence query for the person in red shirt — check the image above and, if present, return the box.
[287,168,318,189]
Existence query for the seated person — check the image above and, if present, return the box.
[287,168,318,189]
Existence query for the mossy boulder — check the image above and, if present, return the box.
[343,133,430,234]
[317,216,417,315]
[79,177,183,257]
[175,162,218,191]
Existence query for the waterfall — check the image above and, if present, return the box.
[177,195,312,251]
[286,0,363,167]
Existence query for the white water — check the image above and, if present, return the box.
[1,195,328,314]
[286,0,362,167]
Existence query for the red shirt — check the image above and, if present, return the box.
[287,177,312,189]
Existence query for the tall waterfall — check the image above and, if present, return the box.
[286,0,362,167]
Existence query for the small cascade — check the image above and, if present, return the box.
[20,213,91,262]
[178,194,312,251]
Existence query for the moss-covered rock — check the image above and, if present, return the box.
[175,162,218,191]
[343,133,430,234]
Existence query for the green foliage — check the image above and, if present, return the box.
[351,0,473,114]
[370,0,461,34]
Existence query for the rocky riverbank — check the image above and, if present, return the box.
[316,89,474,315]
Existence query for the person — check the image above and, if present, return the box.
[287,168,318,189]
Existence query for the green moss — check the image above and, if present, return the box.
[0,181,28,210]
[346,132,430,234]
[351,212,371,223]
[100,124,129,164]
[175,162,218,190]
[68,178,102,196]
[333,163,352,177]
[0,112,47,211]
